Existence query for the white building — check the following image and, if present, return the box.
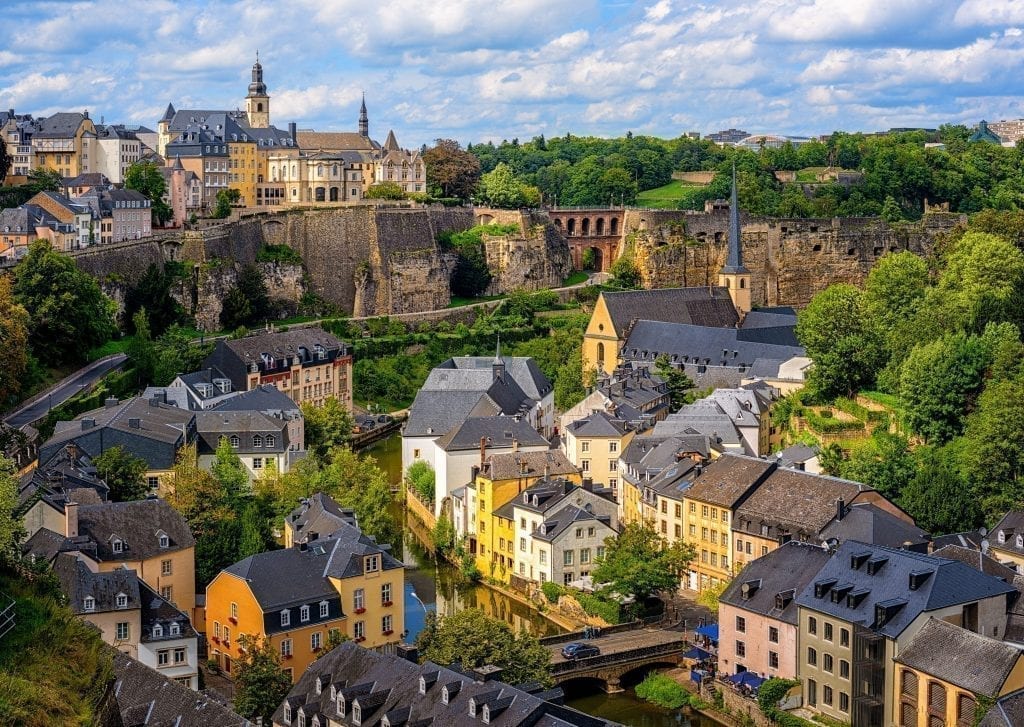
[94,125,143,184]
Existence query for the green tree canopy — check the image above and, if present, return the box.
[0,455,24,564]
[93,445,148,502]
[899,444,982,535]
[423,139,481,199]
[212,188,241,218]
[591,522,695,602]
[220,265,270,329]
[365,181,406,200]
[959,372,1024,518]
[232,634,293,724]
[12,240,117,364]
[300,398,354,459]
[655,354,695,410]
[124,161,172,225]
[477,163,541,208]
[415,609,551,686]
[0,276,29,407]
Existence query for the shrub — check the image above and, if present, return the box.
[256,244,303,265]
[541,581,564,603]
[635,673,690,709]
[406,461,436,502]
[576,592,622,624]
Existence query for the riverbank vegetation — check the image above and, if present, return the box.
[635,672,707,710]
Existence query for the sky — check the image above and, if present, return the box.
[3,0,1024,148]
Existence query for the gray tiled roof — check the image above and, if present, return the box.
[991,511,1024,556]
[481,450,578,482]
[272,641,617,727]
[796,540,1017,639]
[286,492,357,544]
[195,410,288,455]
[601,288,739,334]
[78,498,195,562]
[820,503,930,550]
[213,383,301,416]
[34,112,89,138]
[720,541,831,624]
[450,356,553,399]
[622,320,804,370]
[897,618,1022,696]
[684,453,775,508]
[981,689,1024,727]
[435,417,548,453]
[139,581,196,643]
[930,544,1017,580]
[533,505,616,543]
[404,389,501,438]
[204,327,349,391]
[567,410,630,438]
[111,651,248,726]
[54,552,141,614]
[495,478,614,520]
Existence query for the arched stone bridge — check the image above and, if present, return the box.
[545,626,688,693]
[546,208,625,272]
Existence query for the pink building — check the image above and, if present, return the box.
[718,541,830,679]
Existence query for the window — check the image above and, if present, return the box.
[161,559,172,576]
[711,507,718,520]
[84,596,95,611]
[158,650,170,666]
[281,609,291,627]
[823,685,833,706]
[539,550,547,565]
[958,694,977,726]
[823,653,833,673]
[230,602,238,619]
[354,589,365,610]
[840,660,850,679]
[382,614,393,633]
[596,546,605,559]
[581,460,590,472]
[808,616,817,635]
[609,441,618,453]
[381,583,392,604]
[170,623,180,636]
[769,651,779,669]
[174,647,186,664]
[253,457,263,470]
[564,550,574,566]
[112,539,123,554]
[675,503,682,517]
[253,435,263,448]
[520,537,526,552]
[266,435,275,447]
[735,616,746,633]
[807,679,817,706]
[116,593,128,609]
[839,692,849,713]
[223,626,230,643]
[214,622,221,638]
[824,622,833,641]
[808,647,817,666]
[689,525,697,536]
[320,601,329,618]
[769,626,779,643]
[581,548,591,564]
[840,628,850,647]
[581,440,590,453]
[690,502,696,513]
[702,527,709,541]
[702,505,709,517]
[365,555,380,573]
[736,640,746,657]
[230,435,240,448]
[300,605,310,622]
[311,631,322,650]
[281,639,292,657]
[354,621,365,639]
[159,534,169,548]
[116,622,130,641]
[588,527,595,537]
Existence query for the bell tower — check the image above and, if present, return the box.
[245,52,270,128]
[718,165,751,318]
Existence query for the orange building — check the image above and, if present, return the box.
[205,520,403,682]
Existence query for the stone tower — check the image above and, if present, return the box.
[245,53,270,128]
[718,165,751,318]
[359,93,368,137]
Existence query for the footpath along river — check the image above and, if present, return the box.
[362,433,725,727]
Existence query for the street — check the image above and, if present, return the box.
[3,354,128,428]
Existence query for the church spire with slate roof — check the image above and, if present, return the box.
[359,93,369,137]
[718,163,751,318]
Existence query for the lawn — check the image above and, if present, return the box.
[637,180,705,209]
[562,271,589,286]
[446,293,506,308]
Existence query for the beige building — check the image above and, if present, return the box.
[989,511,1024,573]
[563,409,633,493]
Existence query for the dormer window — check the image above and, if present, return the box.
[284,704,292,724]
[300,605,310,622]
[312,716,320,727]
[1017,535,1023,549]
[253,435,263,448]
[338,696,346,716]
[153,624,163,637]
[170,623,180,636]
[365,555,380,573]
[281,609,290,627]
[115,593,128,609]
[158,534,169,548]
[297,712,306,727]
[266,434,276,448]
[83,596,95,612]
[999,530,1007,543]
[419,676,427,694]
[469,698,478,717]
[230,435,240,448]
[320,601,329,618]
[330,685,337,700]
[352,704,362,725]
[112,539,123,554]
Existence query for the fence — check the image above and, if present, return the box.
[0,593,15,641]
[540,618,650,646]
[548,638,685,675]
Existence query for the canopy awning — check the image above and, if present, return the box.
[694,624,719,640]
[683,646,712,660]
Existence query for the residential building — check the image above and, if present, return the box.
[29,111,97,177]
[195,409,293,482]
[618,434,712,529]
[776,443,821,474]
[0,203,78,258]
[375,129,426,195]
[211,384,306,455]
[166,368,240,409]
[564,410,634,495]
[503,477,617,586]
[206,519,403,682]
[638,455,699,545]
[203,327,353,410]
[820,502,930,552]
[895,618,1024,727]
[27,191,92,248]
[111,651,249,726]
[271,640,615,727]
[796,541,1017,726]
[718,541,831,680]
[471,449,579,583]
[650,386,776,457]
[283,493,357,548]
[62,172,112,198]
[94,124,143,183]
[560,366,671,433]
[534,504,617,587]
[1,108,36,181]
[160,155,203,226]
[989,511,1024,573]
[18,443,108,539]
[74,188,153,242]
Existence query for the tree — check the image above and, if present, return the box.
[12,240,117,364]
[655,354,695,410]
[93,446,148,502]
[696,579,730,612]
[151,324,211,386]
[238,499,273,559]
[591,522,695,602]
[24,168,63,194]
[126,308,157,387]
[796,284,885,399]
[406,460,435,502]
[477,163,539,209]
[124,161,172,225]
[959,373,1024,518]
[839,430,916,501]
[0,276,29,407]
[232,635,293,724]
[0,455,24,564]
[300,398,354,459]
[365,182,406,200]
[211,436,249,500]
[212,188,241,219]
[608,252,641,289]
[124,262,186,336]
[415,610,551,686]
[0,137,10,184]
[863,252,930,343]
[450,243,492,298]
[423,139,481,199]
[220,265,270,329]
[880,195,903,223]
[899,445,982,535]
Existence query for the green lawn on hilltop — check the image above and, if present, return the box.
[637,180,706,209]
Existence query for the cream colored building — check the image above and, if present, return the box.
[563,410,633,494]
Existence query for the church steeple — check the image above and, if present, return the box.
[359,93,368,137]
[718,164,751,318]
[245,53,270,128]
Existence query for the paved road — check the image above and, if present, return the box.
[548,627,685,665]
[3,354,128,428]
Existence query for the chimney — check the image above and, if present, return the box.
[128,418,141,429]
[288,121,297,142]
[104,397,119,408]
[582,477,593,492]
[81,418,96,430]
[65,501,79,538]
[480,437,487,466]
[512,438,519,453]
[473,664,503,683]
[836,498,846,522]
[396,643,419,663]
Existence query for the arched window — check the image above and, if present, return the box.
[740,278,746,289]
[257,102,263,112]
[597,342,605,365]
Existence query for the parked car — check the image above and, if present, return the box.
[561,642,600,660]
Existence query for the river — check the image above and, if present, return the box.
[361,433,724,727]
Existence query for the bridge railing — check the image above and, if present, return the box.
[549,638,686,675]
[540,619,649,647]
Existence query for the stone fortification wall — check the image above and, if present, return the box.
[628,209,962,308]
[481,210,572,294]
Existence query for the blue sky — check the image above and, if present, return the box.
[3,0,1024,148]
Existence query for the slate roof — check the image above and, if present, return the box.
[18,443,108,510]
[897,618,1022,696]
[450,356,553,400]
[533,505,616,543]
[295,130,379,152]
[683,453,775,508]
[481,450,578,482]
[272,641,615,727]
[111,651,249,727]
[931,544,1018,581]
[740,309,798,329]
[720,541,831,624]
[34,112,89,138]
[651,400,746,450]
[621,320,805,369]
[734,468,869,541]
[286,492,357,544]
[643,458,698,500]
[404,389,501,438]
[776,443,817,468]
[204,327,349,391]
[991,511,1024,556]
[600,288,739,334]
[981,689,1024,727]
[567,410,630,438]
[139,581,197,643]
[434,417,549,453]
[195,410,288,455]
[54,553,142,614]
[495,478,614,520]
[213,383,301,416]
[796,540,1018,639]
[223,523,402,611]
[931,529,986,551]
[820,502,930,550]
[78,498,195,562]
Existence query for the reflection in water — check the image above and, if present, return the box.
[563,688,723,727]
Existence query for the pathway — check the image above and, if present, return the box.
[3,354,128,428]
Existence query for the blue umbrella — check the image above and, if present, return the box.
[694,624,719,640]
[683,646,712,660]
[727,672,766,690]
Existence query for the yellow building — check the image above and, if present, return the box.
[895,619,1024,727]
[989,511,1024,573]
[563,410,633,495]
[229,140,258,208]
[30,111,97,178]
[206,520,403,682]
[682,454,774,592]
[473,450,579,583]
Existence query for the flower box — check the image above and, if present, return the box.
[382,630,393,636]
[211,637,220,644]
[382,601,393,607]
[228,617,237,625]
[283,654,293,660]
[354,637,365,643]
[354,607,366,614]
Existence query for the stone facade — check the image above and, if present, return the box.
[479,210,571,294]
